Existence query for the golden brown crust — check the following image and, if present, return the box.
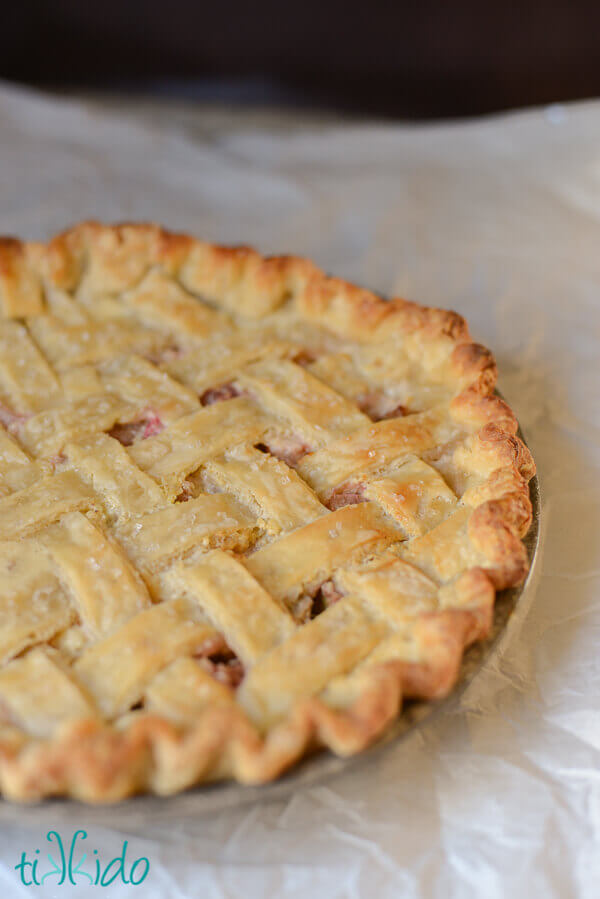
[388,297,470,342]
[476,424,536,480]
[0,237,45,317]
[399,610,478,700]
[0,221,536,801]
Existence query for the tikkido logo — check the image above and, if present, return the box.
[14,830,150,887]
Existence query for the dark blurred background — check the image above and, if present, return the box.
[3,0,600,118]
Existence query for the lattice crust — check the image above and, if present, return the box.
[0,223,535,802]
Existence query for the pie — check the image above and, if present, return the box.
[0,222,535,802]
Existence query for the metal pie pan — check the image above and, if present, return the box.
[0,434,541,832]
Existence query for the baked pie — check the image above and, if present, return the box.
[0,223,535,802]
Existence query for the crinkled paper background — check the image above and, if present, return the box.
[0,82,599,898]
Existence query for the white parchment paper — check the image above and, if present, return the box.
[0,82,599,898]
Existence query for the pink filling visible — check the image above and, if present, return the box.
[255,434,312,468]
[327,481,367,511]
[141,412,164,439]
[200,383,241,406]
[108,410,164,446]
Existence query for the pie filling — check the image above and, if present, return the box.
[108,411,165,445]
[254,436,312,468]
[199,383,242,406]
[309,579,344,618]
[327,482,367,511]
[199,652,245,689]
[292,577,344,623]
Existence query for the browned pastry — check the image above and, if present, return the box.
[0,222,535,801]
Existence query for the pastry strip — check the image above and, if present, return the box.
[38,512,151,636]
[73,598,219,718]
[246,501,400,606]
[164,550,296,666]
[0,648,97,737]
